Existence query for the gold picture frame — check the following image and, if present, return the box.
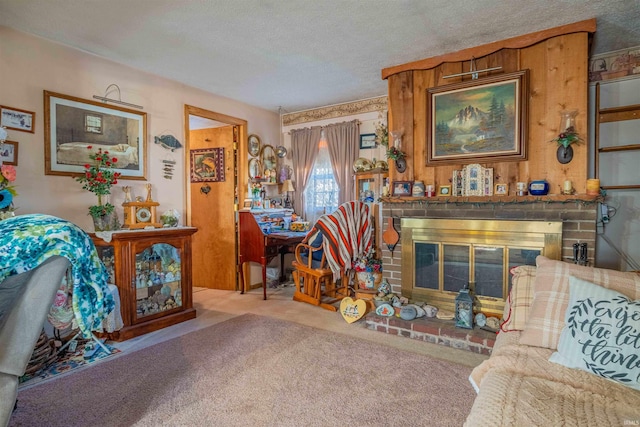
[437,185,452,196]
[427,70,529,165]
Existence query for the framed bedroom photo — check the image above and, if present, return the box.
[43,90,147,179]
[392,180,412,196]
[359,133,377,149]
[426,70,529,165]
[1,105,35,133]
[0,140,18,166]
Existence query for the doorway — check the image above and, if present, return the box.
[185,105,247,290]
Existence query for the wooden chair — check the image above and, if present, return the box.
[291,242,351,311]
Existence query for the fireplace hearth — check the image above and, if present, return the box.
[380,196,599,316]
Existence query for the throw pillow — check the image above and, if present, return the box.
[520,256,640,349]
[549,276,640,391]
[500,265,536,332]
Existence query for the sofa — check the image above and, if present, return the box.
[464,256,640,426]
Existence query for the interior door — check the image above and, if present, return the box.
[185,106,246,290]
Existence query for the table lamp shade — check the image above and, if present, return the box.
[282,180,295,192]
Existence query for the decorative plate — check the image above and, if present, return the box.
[375,303,395,317]
[276,145,287,158]
[474,312,487,327]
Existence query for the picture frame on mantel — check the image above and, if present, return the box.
[44,90,147,179]
[426,70,529,165]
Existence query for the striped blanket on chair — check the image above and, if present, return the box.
[305,201,373,278]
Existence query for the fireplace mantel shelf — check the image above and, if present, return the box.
[381,194,601,205]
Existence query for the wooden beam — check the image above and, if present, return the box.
[381,19,596,79]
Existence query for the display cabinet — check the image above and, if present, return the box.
[354,169,388,258]
[90,227,197,341]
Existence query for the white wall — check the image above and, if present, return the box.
[0,26,279,230]
[588,77,640,271]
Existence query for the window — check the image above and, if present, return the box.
[85,113,103,134]
[303,139,339,224]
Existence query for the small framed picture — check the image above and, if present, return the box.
[437,185,451,196]
[1,105,35,133]
[0,140,18,166]
[495,183,509,195]
[392,180,412,196]
[359,133,377,149]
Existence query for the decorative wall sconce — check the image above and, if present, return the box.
[388,130,407,172]
[552,110,581,164]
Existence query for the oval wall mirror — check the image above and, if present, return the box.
[248,158,262,179]
[261,144,277,172]
[248,134,261,157]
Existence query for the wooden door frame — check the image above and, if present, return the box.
[184,105,247,290]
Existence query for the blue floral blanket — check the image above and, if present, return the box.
[0,214,114,337]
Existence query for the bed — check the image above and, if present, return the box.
[56,142,139,168]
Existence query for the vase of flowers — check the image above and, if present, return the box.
[0,164,17,220]
[352,256,383,289]
[75,146,121,231]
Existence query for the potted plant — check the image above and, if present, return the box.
[352,255,383,289]
[75,146,121,231]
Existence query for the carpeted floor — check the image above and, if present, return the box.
[10,313,475,427]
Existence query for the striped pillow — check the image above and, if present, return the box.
[500,265,536,332]
[520,256,640,349]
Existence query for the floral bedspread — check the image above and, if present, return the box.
[0,214,114,337]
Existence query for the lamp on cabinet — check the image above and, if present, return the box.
[282,179,295,209]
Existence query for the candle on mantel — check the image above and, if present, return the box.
[586,179,600,196]
[563,180,573,194]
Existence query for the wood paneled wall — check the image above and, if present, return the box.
[386,30,591,194]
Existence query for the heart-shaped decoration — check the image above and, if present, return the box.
[339,297,367,323]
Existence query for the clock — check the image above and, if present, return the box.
[122,201,162,229]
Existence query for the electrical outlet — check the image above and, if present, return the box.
[601,203,610,223]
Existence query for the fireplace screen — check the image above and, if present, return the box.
[402,219,561,316]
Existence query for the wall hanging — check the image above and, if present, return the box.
[44,90,147,180]
[190,148,225,182]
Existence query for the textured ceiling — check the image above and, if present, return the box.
[1,0,639,113]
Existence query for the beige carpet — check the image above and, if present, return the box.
[10,314,475,426]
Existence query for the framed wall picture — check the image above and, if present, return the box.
[0,140,18,166]
[43,90,147,179]
[190,147,225,182]
[495,183,508,195]
[392,180,412,196]
[359,133,377,149]
[437,185,451,196]
[426,70,529,165]
[1,105,35,133]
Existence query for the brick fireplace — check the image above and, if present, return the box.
[365,196,599,354]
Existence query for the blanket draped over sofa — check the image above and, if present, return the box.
[0,214,114,337]
[465,256,640,426]
[466,331,640,426]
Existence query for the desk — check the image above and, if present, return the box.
[238,210,306,300]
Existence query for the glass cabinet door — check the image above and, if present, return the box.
[95,245,116,285]
[134,243,183,320]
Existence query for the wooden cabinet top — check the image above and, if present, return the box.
[90,227,198,242]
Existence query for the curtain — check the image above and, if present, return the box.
[291,126,322,219]
[324,120,359,204]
